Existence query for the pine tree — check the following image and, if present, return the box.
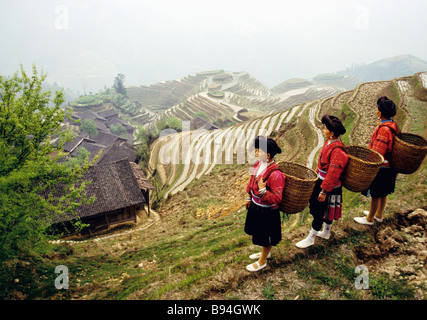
[113,73,127,97]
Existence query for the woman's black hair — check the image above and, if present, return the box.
[254,136,282,158]
[321,115,346,136]
[377,96,396,118]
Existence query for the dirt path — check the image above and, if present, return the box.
[306,102,324,169]
[420,72,427,88]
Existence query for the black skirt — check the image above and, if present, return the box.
[244,202,282,247]
[308,179,343,230]
[362,167,397,198]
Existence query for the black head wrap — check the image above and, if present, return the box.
[321,115,346,136]
[254,136,282,158]
[377,96,396,118]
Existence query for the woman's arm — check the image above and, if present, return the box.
[259,171,285,205]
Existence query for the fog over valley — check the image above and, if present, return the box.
[1,0,427,94]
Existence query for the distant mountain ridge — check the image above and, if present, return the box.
[337,54,427,82]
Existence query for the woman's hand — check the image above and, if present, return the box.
[317,192,327,202]
[245,200,251,210]
[258,178,267,190]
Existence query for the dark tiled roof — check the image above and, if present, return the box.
[107,117,135,131]
[129,162,154,191]
[89,131,127,146]
[98,109,119,118]
[52,159,146,223]
[78,110,108,122]
[71,141,106,162]
[63,135,87,153]
[93,118,109,132]
[95,141,137,165]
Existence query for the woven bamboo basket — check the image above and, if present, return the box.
[277,161,318,214]
[342,145,384,192]
[391,133,427,174]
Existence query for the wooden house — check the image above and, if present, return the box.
[98,109,119,121]
[50,159,153,235]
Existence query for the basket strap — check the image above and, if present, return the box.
[377,124,401,162]
[323,145,347,164]
[378,123,401,139]
[262,168,281,183]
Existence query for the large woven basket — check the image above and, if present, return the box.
[277,161,318,214]
[391,133,427,174]
[342,145,384,192]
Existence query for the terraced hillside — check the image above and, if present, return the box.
[21,72,427,302]
[149,72,427,209]
[127,70,346,133]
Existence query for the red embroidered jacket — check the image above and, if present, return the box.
[246,161,286,209]
[369,120,400,167]
[316,140,349,193]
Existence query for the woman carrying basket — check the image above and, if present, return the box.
[244,136,285,272]
[296,115,348,248]
[354,96,401,225]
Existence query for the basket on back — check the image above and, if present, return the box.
[342,145,384,192]
[391,133,427,174]
[277,161,318,214]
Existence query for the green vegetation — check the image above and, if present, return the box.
[207,91,225,99]
[193,110,209,119]
[0,65,93,263]
[80,118,98,136]
[370,273,415,299]
[66,147,90,168]
[109,123,127,138]
[75,95,103,106]
[113,73,127,97]
[337,102,357,145]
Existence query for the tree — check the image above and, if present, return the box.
[0,65,92,262]
[113,73,127,97]
[80,118,98,136]
[67,147,90,168]
[110,123,127,138]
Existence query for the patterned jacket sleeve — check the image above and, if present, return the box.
[260,171,286,205]
[246,176,254,194]
[320,148,348,192]
[370,126,392,156]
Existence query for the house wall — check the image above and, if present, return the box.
[52,206,139,236]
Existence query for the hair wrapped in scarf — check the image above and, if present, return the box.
[377,96,396,118]
[321,115,346,136]
[254,136,282,158]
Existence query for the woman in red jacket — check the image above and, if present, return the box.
[296,115,348,248]
[354,96,401,225]
[244,136,285,272]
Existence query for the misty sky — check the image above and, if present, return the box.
[1,0,427,93]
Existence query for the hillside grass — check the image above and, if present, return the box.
[337,102,357,145]
[3,168,422,300]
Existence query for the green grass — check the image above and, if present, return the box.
[337,102,357,145]
[370,273,415,299]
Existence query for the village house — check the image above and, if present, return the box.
[51,108,154,236]
[50,159,154,235]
